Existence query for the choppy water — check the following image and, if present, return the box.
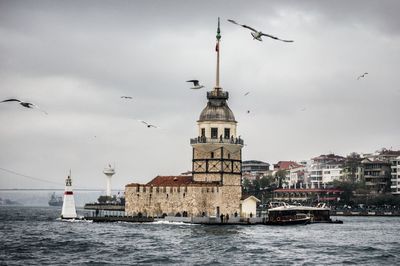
[1,206,400,265]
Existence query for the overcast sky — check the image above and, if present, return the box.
[1,0,399,190]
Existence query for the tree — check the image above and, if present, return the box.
[275,170,288,188]
[342,152,362,184]
[259,175,274,189]
[252,178,260,191]
[242,178,252,192]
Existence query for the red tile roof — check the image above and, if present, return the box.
[147,175,193,186]
[274,161,302,170]
[125,175,223,188]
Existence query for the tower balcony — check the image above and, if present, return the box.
[207,90,229,100]
[190,136,244,145]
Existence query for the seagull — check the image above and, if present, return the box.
[139,120,158,128]
[246,110,250,114]
[301,107,306,111]
[357,72,368,80]
[244,92,250,96]
[187,80,204,90]
[1,98,48,114]
[227,19,294,43]
[121,96,133,99]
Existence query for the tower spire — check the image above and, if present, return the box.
[215,17,221,91]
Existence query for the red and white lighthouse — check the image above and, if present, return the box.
[61,171,77,219]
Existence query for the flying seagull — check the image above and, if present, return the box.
[357,72,368,80]
[187,80,204,90]
[227,19,294,43]
[121,96,133,99]
[139,120,158,128]
[244,92,250,96]
[1,98,48,114]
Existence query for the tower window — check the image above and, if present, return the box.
[224,128,230,139]
[211,128,218,139]
[201,128,205,137]
[211,152,214,158]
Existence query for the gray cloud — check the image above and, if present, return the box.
[1,0,399,189]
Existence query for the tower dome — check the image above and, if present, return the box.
[198,90,236,122]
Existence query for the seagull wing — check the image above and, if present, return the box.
[139,120,149,126]
[190,85,204,90]
[260,32,294,42]
[244,92,250,96]
[26,102,48,114]
[228,19,257,32]
[187,80,199,86]
[1,98,22,103]
[241,24,258,32]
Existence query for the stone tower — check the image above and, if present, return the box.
[191,90,243,185]
[190,18,243,215]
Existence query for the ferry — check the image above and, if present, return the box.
[266,202,342,225]
[48,193,63,207]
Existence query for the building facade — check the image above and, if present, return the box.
[391,156,400,195]
[308,154,344,187]
[242,160,270,174]
[362,158,392,194]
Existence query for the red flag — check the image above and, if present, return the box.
[215,42,219,52]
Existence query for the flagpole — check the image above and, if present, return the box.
[216,17,221,91]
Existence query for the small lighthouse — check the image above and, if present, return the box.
[103,164,115,197]
[61,171,77,219]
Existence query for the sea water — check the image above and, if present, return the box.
[1,206,399,265]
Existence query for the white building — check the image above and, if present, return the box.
[240,196,260,218]
[289,165,306,187]
[322,165,343,183]
[391,156,400,195]
[308,154,344,188]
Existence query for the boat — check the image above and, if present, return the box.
[266,202,341,225]
[266,211,310,225]
[48,193,63,207]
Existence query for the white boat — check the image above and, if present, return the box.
[267,202,340,224]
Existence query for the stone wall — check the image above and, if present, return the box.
[125,184,242,218]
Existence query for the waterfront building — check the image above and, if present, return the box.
[391,156,400,195]
[273,188,343,203]
[124,19,248,218]
[308,154,344,188]
[288,165,306,187]
[273,161,303,186]
[242,160,270,174]
[361,149,400,195]
[361,158,391,194]
[242,160,270,181]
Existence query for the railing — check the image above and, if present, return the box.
[207,91,229,99]
[190,136,244,145]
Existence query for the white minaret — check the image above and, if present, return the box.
[61,171,77,219]
[103,164,115,197]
